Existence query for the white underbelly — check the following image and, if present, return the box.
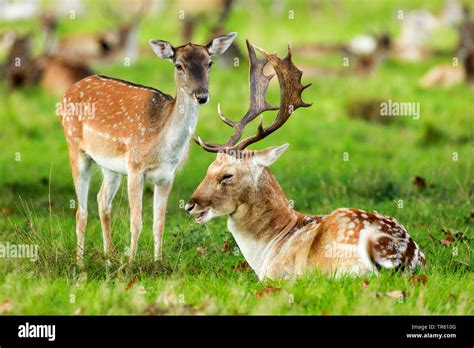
[89,153,128,174]
[86,149,186,180]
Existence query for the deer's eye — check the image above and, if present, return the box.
[175,63,183,71]
[221,174,233,182]
[208,61,213,68]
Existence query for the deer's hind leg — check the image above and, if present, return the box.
[97,168,122,257]
[67,143,92,265]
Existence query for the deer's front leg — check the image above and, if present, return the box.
[127,170,144,263]
[153,181,173,261]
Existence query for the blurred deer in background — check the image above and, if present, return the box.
[293,32,391,77]
[2,33,39,89]
[420,11,474,88]
[60,32,236,264]
[180,0,242,68]
[1,21,93,95]
[394,9,440,62]
[186,41,426,280]
[0,0,39,21]
[43,1,146,64]
[394,1,466,62]
[36,54,93,95]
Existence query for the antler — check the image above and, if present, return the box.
[192,39,312,153]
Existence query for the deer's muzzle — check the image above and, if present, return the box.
[193,88,209,104]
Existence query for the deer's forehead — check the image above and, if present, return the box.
[207,162,229,176]
[175,44,210,64]
[208,158,237,174]
[208,155,254,174]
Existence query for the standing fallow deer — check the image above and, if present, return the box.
[2,34,39,89]
[185,41,426,280]
[59,32,237,264]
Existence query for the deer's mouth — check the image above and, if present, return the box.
[195,208,211,224]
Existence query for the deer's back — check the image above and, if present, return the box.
[60,75,176,173]
[60,75,174,140]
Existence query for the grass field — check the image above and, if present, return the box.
[0,0,472,315]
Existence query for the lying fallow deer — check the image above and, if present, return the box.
[420,18,474,88]
[1,28,93,95]
[185,41,427,280]
[60,32,236,264]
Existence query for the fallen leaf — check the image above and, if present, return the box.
[440,235,454,246]
[363,279,369,289]
[441,227,470,242]
[0,206,13,216]
[231,262,250,271]
[196,246,207,256]
[413,176,427,190]
[221,240,230,253]
[376,290,405,299]
[408,275,428,285]
[256,285,281,299]
[0,298,13,314]
[125,275,138,291]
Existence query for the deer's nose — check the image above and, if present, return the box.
[184,201,195,214]
[194,90,209,104]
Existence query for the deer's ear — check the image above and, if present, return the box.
[255,144,289,167]
[206,32,237,57]
[149,39,175,61]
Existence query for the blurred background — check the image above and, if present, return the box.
[1,0,472,212]
[0,0,472,315]
[0,0,474,228]
[1,0,473,239]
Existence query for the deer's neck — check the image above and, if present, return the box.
[158,88,198,153]
[170,87,199,129]
[227,168,301,276]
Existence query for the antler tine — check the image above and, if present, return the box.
[194,40,278,153]
[190,127,221,151]
[234,42,312,150]
[217,103,235,128]
[191,104,235,150]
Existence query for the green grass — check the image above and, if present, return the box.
[0,0,472,315]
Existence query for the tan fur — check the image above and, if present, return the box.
[420,64,465,88]
[187,150,426,280]
[50,22,138,63]
[61,34,236,264]
[38,56,93,95]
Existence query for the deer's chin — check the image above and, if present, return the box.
[195,208,213,224]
